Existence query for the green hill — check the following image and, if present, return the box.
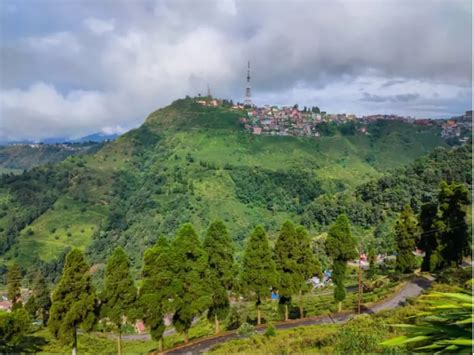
[0,98,451,269]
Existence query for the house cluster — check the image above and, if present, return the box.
[240,106,330,137]
[440,111,472,142]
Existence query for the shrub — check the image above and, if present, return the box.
[264,323,277,337]
[336,314,387,353]
[237,322,256,337]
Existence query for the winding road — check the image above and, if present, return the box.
[164,277,432,354]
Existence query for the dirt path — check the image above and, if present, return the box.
[164,277,432,354]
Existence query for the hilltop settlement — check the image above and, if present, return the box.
[196,97,472,143]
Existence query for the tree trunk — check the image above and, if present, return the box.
[158,338,163,353]
[284,304,289,322]
[117,328,122,355]
[184,330,189,343]
[338,301,342,312]
[299,290,304,319]
[257,307,261,325]
[72,325,77,355]
[214,314,220,334]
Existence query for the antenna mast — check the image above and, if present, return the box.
[244,61,253,106]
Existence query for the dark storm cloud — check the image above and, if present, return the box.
[0,0,471,141]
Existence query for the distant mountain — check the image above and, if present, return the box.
[0,142,103,173]
[71,133,119,143]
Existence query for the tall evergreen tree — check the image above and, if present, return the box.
[140,236,175,352]
[171,224,211,343]
[202,221,234,334]
[30,271,51,326]
[274,221,299,321]
[418,202,443,271]
[241,225,277,325]
[438,182,470,267]
[325,215,357,312]
[49,249,97,355]
[7,263,22,310]
[367,246,377,279]
[295,225,321,318]
[101,247,137,355]
[395,205,418,273]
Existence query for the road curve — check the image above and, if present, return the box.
[164,277,432,354]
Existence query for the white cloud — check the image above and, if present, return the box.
[0,0,471,141]
[84,18,115,35]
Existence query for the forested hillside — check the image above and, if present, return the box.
[0,98,459,272]
[0,143,103,173]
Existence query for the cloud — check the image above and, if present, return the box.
[84,18,115,35]
[0,0,471,141]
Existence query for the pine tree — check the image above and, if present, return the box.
[274,221,299,321]
[295,225,321,318]
[202,221,234,334]
[325,215,357,312]
[395,205,418,273]
[438,182,470,267]
[140,236,175,352]
[241,225,277,325]
[101,247,137,355]
[171,224,211,343]
[49,249,97,355]
[32,271,51,326]
[418,202,443,271]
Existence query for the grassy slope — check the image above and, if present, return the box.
[0,99,447,266]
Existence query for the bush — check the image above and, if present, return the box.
[237,322,255,337]
[264,323,276,337]
[335,314,387,353]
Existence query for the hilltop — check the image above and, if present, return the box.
[0,97,459,271]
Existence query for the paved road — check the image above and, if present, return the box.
[164,277,432,354]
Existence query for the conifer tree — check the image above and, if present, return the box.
[7,263,22,311]
[295,225,321,318]
[325,215,357,312]
[49,249,97,355]
[274,221,299,321]
[418,202,443,271]
[203,221,234,334]
[395,205,418,273]
[438,182,470,266]
[101,247,137,355]
[241,225,276,325]
[171,224,211,343]
[140,236,175,352]
[30,271,51,326]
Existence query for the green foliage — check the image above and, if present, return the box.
[100,247,137,332]
[274,221,300,299]
[438,181,470,267]
[367,247,376,279]
[48,249,97,347]
[336,314,387,353]
[237,322,256,336]
[418,202,443,271]
[31,271,51,325]
[0,308,31,350]
[394,205,418,273]
[264,323,277,337]
[382,292,473,353]
[202,221,234,327]
[325,215,357,305]
[139,236,174,342]
[241,225,277,303]
[171,224,211,338]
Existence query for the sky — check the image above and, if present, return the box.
[0,0,472,142]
